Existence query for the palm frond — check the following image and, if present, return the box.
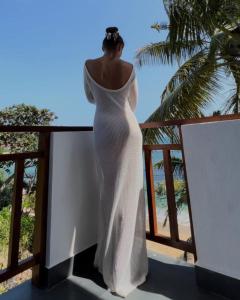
[222,57,240,113]
[142,50,224,143]
[223,88,239,113]
[175,186,188,210]
[159,51,223,120]
[141,125,166,145]
[163,0,172,16]
[135,40,203,67]
[165,0,240,45]
[141,1,240,144]
[208,32,230,59]
[142,110,180,144]
[154,156,184,178]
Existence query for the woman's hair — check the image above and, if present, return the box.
[102,27,124,51]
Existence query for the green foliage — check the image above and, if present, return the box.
[0,103,57,157]
[0,103,57,127]
[0,206,11,250]
[163,0,240,48]
[0,284,8,294]
[155,179,187,229]
[135,40,203,66]
[0,194,35,262]
[22,192,35,211]
[136,0,240,143]
[154,156,184,178]
[0,170,13,210]
[0,104,56,281]
[154,156,187,217]
[155,179,185,198]
[0,104,57,210]
[20,211,35,254]
[155,181,166,197]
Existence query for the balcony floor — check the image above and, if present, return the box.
[1,250,224,300]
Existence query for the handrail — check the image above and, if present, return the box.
[0,125,93,132]
[140,113,240,128]
[0,113,239,132]
[0,152,44,161]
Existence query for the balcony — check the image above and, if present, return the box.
[0,250,222,300]
[0,114,240,299]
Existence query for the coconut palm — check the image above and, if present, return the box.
[136,0,240,143]
[154,156,191,260]
[154,156,184,178]
[154,156,187,223]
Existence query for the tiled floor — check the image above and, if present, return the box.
[1,250,225,300]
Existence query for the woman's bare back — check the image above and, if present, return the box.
[85,58,133,90]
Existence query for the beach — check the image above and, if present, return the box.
[146,220,194,264]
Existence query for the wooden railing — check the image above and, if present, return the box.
[0,127,91,286]
[141,113,240,261]
[142,125,196,258]
[0,114,239,285]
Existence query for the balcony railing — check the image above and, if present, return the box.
[142,124,196,257]
[0,113,240,288]
[0,126,91,286]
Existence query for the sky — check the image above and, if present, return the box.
[0,0,232,126]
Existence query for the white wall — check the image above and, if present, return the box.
[45,131,99,268]
[182,120,240,279]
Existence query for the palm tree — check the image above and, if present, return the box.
[154,156,187,225]
[136,0,240,143]
[154,156,191,260]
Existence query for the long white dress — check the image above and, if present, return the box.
[83,62,149,298]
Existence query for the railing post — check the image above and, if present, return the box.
[32,132,51,287]
[7,159,25,269]
[163,149,179,241]
[144,148,158,237]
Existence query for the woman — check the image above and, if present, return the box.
[83,26,148,298]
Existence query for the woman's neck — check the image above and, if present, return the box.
[103,52,120,61]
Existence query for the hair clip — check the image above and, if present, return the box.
[106,31,119,41]
[106,32,112,40]
[113,32,119,41]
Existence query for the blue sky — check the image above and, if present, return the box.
[0,0,231,125]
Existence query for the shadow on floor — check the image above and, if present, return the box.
[137,257,224,300]
[72,251,224,300]
[1,252,225,300]
[73,258,108,290]
[1,277,105,300]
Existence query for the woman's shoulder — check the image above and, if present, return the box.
[118,60,135,81]
[84,58,95,69]
[85,57,104,65]
[84,58,99,69]
[84,58,104,74]
[119,59,134,71]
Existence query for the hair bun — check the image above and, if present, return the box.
[106,27,119,34]
[102,26,124,50]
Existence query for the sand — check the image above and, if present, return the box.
[146,221,194,264]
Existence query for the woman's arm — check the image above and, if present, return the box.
[83,64,95,104]
[128,76,138,112]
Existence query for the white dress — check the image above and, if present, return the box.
[83,62,148,298]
